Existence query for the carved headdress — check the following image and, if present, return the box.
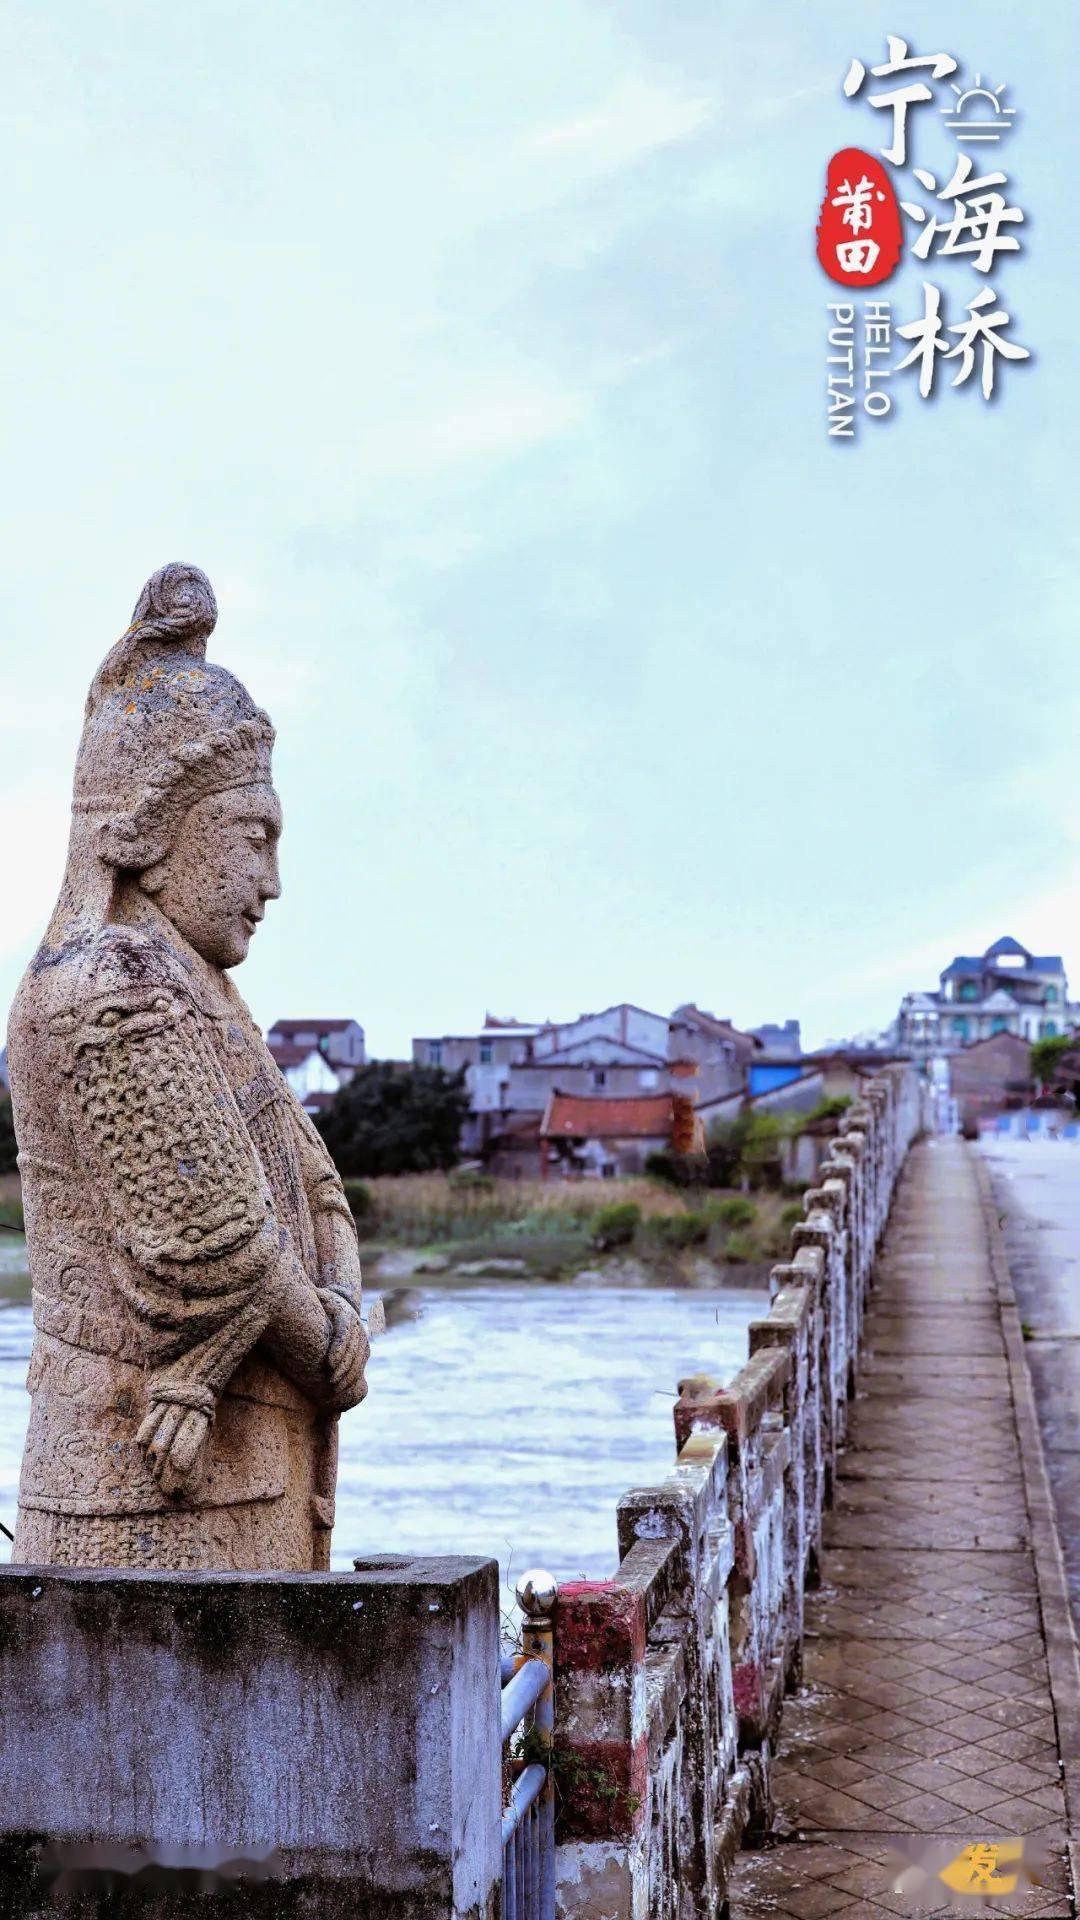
[71,563,275,872]
[44,564,275,947]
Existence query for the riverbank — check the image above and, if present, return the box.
[0,1168,794,1288]
[351,1171,795,1286]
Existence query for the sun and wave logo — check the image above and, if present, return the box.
[941,74,1017,146]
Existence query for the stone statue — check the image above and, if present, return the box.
[6,564,369,1571]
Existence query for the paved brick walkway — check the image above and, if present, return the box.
[730,1139,1076,1919]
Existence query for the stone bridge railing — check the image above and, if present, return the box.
[553,1064,931,1920]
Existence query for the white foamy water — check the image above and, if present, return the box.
[0,1240,760,1596]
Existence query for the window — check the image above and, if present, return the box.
[479,1040,493,1065]
[427,1041,443,1067]
[952,1016,969,1040]
[1046,986,1058,1004]
[1044,1020,1058,1038]
[591,1069,606,1089]
[639,1069,658,1088]
[959,981,978,1002]
[990,1017,1007,1034]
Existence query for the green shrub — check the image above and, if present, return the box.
[723,1230,757,1264]
[780,1201,804,1229]
[1031,1032,1072,1087]
[644,1211,709,1250]
[644,1150,684,1188]
[591,1202,641,1251]
[711,1195,757,1229]
[341,1178,375,1222]
[800,1095,852,1128]
[448,1168,496,1194]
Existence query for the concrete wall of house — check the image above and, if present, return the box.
[948,1034,1033,1127]
[0,1556,501,1919]
[498,1061,669,1114]
[558,1131,669,1177]
[325,1024,366,1068]
[752,1020,802,1052]
[533,1006,669,1061]
[538,1038,664,1068]
[413,1034,532,1074]
[701,1073,827,1134]
[283,1051,340,1100]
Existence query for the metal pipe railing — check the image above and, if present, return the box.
[501,1569,556,1920]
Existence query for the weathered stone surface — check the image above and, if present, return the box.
[8,565,369,1572]
[0,1556,500,1917]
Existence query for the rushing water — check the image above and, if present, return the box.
[0,1239,760,1598]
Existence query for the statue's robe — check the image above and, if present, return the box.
[7,906,362,1571]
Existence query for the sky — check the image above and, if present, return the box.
[2,1,1078,1055]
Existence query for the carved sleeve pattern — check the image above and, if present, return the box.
[293,1100,358,1233]
[292,1099,362,1312]
[70,984,280,1400]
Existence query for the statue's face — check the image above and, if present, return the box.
[138,783,283,968]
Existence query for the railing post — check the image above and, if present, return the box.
[516,1569,557,1920]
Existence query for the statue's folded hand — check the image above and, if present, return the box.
[318,1289,370,1412]
[136,1393,214,1499]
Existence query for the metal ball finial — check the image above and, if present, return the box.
[515,1568,558,1616]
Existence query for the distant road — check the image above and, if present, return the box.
[980,1133,1080,1633]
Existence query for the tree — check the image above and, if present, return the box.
[1031,1032,1078,1095]
[0,1095,17,1176]
[314,1062,469,1177]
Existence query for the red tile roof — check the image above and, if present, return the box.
[540,1092,675,1139]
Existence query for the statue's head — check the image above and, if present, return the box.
[70,564,281,968]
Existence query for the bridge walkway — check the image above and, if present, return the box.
[729,1137,1079,1919]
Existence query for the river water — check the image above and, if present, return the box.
[0,1240,761,1601]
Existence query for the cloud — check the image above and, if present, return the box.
[525,74,713,176]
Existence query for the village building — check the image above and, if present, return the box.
[538,1090,679,1179]
[412,1005,674,1157]
[750,1018,802,1054]
[895,935,1071,1061]
[668,1004,761,1107]
[266,1016,367,1114]
[947,1030,1034,1131]
[414,1001,766,1164]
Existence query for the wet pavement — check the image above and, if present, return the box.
[731,1139,1076,1918]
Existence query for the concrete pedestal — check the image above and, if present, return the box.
[0,1553,500,1917]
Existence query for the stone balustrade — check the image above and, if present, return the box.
[553,1064,931,1920]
